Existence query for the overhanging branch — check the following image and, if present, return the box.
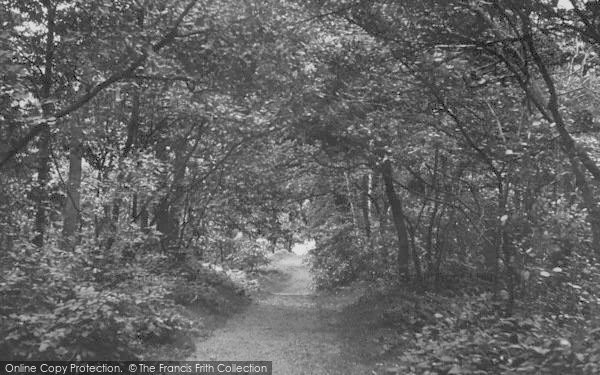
[0,0,198,169]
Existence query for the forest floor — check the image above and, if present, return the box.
[188,250,379,374]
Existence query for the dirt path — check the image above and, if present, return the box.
[189,252,373,374]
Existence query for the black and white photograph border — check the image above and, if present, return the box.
[1,0,599,374]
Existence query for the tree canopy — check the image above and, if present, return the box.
[1,0,600,372]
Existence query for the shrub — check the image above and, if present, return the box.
[309,224,368,289]
[0,241,199,360]
[229,239,271,272]
[385,259,600,374]
[167,258,246,312]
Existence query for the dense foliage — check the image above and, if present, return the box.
[1,0,600,370]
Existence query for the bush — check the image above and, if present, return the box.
[309,224,368,289]
[0,241,199,360]
[167,258,246,312]
[382,259,600,374]
[229,239,271,272]
[395,308,600,374]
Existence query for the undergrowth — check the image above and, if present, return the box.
[0,236,253,360]
[339,257,600,375]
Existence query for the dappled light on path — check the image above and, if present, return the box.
[189,252,371,374]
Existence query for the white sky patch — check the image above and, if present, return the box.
[292,239,315,256]
[558,0,574,9]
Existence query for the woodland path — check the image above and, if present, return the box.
[189,249,373,374]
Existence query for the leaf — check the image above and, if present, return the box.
[559,338,571,347]
[39,341,49,352]
[530,346,550,355]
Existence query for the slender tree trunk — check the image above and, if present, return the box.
[61,123,83,249]
[110,91,141,231]
[344,171,357,231]
[361,173,372,238]
[425,204,438,273]
[122,90,140,157]
[377,175,389,237]
[406,217,423,285]
[33,127,50,248]
[498,181,516,316]
[132,193,138,219]
[112,195,120,223]
[426,149,440,273]
[33,2,56,247]
[433,206,446,288]
[140,205,149,233]
[381,159,410,277]
[156,199,177,252]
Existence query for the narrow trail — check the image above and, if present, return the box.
[189,251,373,374]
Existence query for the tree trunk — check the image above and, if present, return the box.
[361,173,372,238]
[426,149,440,273]
[497,177,517,315]
[140,204,149,233]
[377,175,389,237]
[344,171,357,231]
[61,123,83,249]
[132,193,138,219]
[381,159,410,277]
[153,137,200,251]
[33,127,50,248]
[156,199,179,252]
[122,90,140,157]
[33,2,56,247]
[523,26,600,257]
